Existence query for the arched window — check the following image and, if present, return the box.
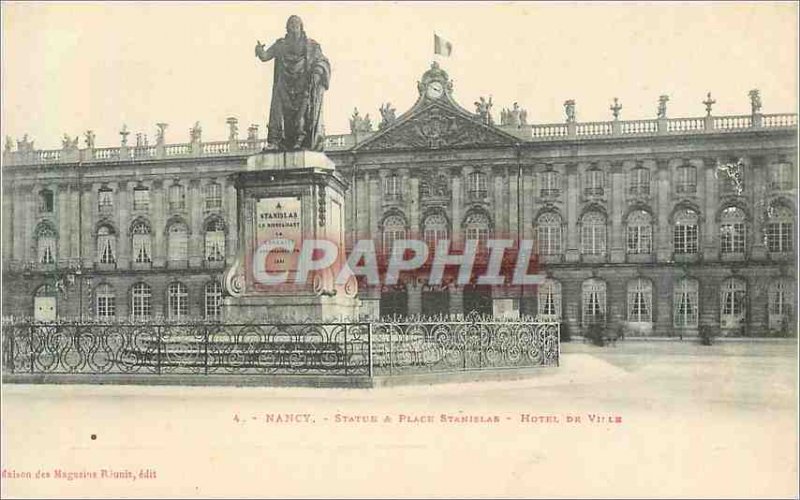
[464,212,490,249]
[168,282,188,318]
[468,171,487,198]
[205,182,222,210]
[204,281,223,320]
[131,221,152,264]
[673,279,699,328]
[766,206,793,253]
[423,214,448,253]
[582,279,606,325]
[676,165,696,194]
[205,219,226,262]
[626,210,652,254]
[629,167,650,196]
[36,224,57,264]
[168,184,185,211]
[167,223,188,262]
[98,187,114,213]
[382,215,406,256]
[384,174,401,200]
[673,209,699,254]
[537,279,561,319]
[536,212,562,255]
[131,282,152,320]
[627,279,652,323]
[720,207,746,254]
[540,170,560,198]
[584,167,604,196]
[97,225,116,264]
[720,278,746,327]
[581,211,606,255]
[38,189,54,213]
[95,283,116,319]
[768,279,794,329]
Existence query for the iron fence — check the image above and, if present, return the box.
[1,315,559,378]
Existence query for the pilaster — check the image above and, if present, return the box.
[609,161,625,263]
[565,163,579,262]
[655,159,672,262]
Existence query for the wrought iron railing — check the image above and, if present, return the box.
[1,315,559,378]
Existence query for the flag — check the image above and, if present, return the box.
[434,33,452,57]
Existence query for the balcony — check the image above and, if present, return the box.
[540,188,561,199]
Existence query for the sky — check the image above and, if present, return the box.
[1,1,798,150]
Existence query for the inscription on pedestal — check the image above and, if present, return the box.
[255,196,302,274]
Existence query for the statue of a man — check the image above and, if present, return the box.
[255,15,331,151]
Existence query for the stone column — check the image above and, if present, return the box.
[369,172,380,238]
[509,165,519,239]
[188,179,203,268]
[451,166,463,249]
[493,167,505,234]
[71,186,82,264]
[80,183,93,268]
[57,185,71,266]
[655,159,672,262]
[409,173,420,236]
[521,165,534,240]
[151,180,167,268]
[702,158,719,261]
[565,163,580,262]
[225,179,238,262]
[609,161,626,263]
[357,171,369,239]
[116,181,130,268]
[748,156,768,260]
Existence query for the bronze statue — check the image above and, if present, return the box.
[255,15,331,151]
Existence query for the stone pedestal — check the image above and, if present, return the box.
[223,151,360,321]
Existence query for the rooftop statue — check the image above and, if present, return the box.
[255,15,331,151]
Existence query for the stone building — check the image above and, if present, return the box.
[2,63,797,336]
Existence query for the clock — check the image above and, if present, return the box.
[426,81,444,99]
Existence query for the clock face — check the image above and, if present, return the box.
[426,81,444,99]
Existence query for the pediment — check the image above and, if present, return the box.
[355,101,519,152]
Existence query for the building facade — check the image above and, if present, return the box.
[2,63,797,337]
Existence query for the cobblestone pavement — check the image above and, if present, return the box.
[2,340,797,498]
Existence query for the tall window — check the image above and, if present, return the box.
[673,209,699,254]
[770,162,793,190]
[582,279,606,325]
[720,278,746,326]
[205,182,222,210]
[626,210,652,254]
[676,165,696,194]
[98,187,114,213]
[581,211,606,255]
[423,214,448,254]
[131,282,152,320]
[540,170,560,198]
[627,279,652,323]
[36,224,57,264]
[766,206,793,253]
[168,282,188,319]
[382,215,406,256]
[768,279,794,329]
[537,279,561,319]
[95,283,116,319]
[169,184,186,211]
[720,207,746,254]
[384,174,401,201]
[673,278,699,328]
[205,219,226,262]
[167,223,189,262]
[629,167,650,196]
[464,212,490,250]
[97,226,116,264]
[584,168,604,196]
[133,186,150,211]
[205,281,223,320]
[536,212,562,255]
[131,221,152,264]
[468,171,487,199]
[38,189,54,213]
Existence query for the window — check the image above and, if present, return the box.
[720,278,746,326]
[169,184,186,211]
[766,206,793,253]
[626,210,652,254]
[537,279,561,319]
[38,189,54,213]
[36,224,57,264]
[720,207,746,254]
[468,171,487,199]
[97,226,116,264]
[423,214,448,254]
[205,183,222,210]
[384,174,401,201]
[673,279,699,328]
[676,165,696,194]
[629,167,650,196]
[673,209,699,254]
[464,212,490,250]
[581,211,606,255]
[205,219,226,262]
[770,162,793,191]
[205,281,223,320]
[627,279,652,323]
[768,279,794,329]
[168,282,188,319]
[536,212,562,255]
[582,279,606,325]
[382,215,406,256]
[540,170,560,198]
[95,283,116,319]
[98,187,114,213]
[131,221,152,264]
[584,168,604,196]
[133,186,150,211]
[131,282,152,320]
[167,223,189,262]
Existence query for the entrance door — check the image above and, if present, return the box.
[34,296,56,321]
[422,290,449,317]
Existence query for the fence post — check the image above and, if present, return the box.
[8,327,15,374]
[204,325,209,376]
[368,322,373,379]
[29,323,34,374]
[156,325,162,375]
[479,324,484,369]
[389,323,393,376]
[344,324,348,376]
